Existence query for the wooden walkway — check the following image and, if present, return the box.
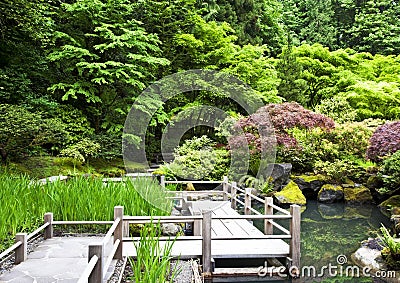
[124,201,290,260]
[0,178,301,281]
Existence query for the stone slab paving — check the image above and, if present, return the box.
[0,237,116,283]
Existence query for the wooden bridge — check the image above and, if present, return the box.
[0,177,301,282]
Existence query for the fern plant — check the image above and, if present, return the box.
[238,175,274,194]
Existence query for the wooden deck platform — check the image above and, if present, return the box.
[124,201,289,260]
[191,201,264,237]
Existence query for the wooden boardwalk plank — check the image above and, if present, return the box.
[124,239,289,259]
[124,200,290,262]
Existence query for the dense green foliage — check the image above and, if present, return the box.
[155,136,229,180]
[1,0,399,184]
[381,151,400,191]
[0,175,170,252]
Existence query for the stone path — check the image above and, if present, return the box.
[0,237,116,283]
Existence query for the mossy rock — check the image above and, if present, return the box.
[274,181,306,206]
[186,182,195,191]
[342,178,355,188]
[294,174,328,183]
[379,196,400,218]
[344,186,373,204]
[380,196,400,209]
[292,174,327,198]
[318,184,344,203]
[366,175,384,189]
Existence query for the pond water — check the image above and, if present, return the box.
[250,200,392,283]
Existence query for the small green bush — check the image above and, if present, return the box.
[159,136,230,181]
[381,151,400,190]
[314,159,360,184]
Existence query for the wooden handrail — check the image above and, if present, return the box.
[0,241,22,259]
[27,222,50,240]
[250,194,265,204]
[248,206,262,215]
[52,220,114,225]
[77,255,99,283]
[269,203,291,216]
[164,180,222,184]
[126,235,292,241]
[103,218,120,244]
[123,215,203,221]
[268,220,290,235]
[103,239,121,277]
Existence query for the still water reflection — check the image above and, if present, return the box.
[250,200,392,283]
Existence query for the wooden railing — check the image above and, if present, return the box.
[121,203,300,277]
[0,210,122,283]
[0,176,300,281]
[77,206,123,283]
[0,213,54,266]
[160,175,301,276]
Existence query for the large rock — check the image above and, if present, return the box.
[379,196,400,234]
[161,223,182,236]
[344,185,373,204]
[317,184,344,203]
[293,174,327,198]
[269,163,292,190]
[351,239,386,272]
[274,181,306,206]
[379,195,400,213]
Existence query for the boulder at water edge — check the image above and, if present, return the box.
[274,181,306,206]
[318,184,344,203]
[270,163,292,190]
[344,185,373,204]
[293,174,327,198]
[162,223,182,236]
[379,195,400,235]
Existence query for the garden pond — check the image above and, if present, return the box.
[248,200,392,283]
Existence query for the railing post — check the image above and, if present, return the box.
[245,188,252,215]
[264,197,273,235]
[193,211,202,236]
[15,233,27,264]
[231,181,237,210]
[114,206,124,260]
[44,212,53,239]
[290,205,301,278]
[202,210,212,277]
[222,176,228,201]
[89,243,104,283]
[160,175,165,189]
[123,215,129,237]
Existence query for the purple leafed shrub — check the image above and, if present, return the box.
[230,102,335,152]
[366,121,400,162]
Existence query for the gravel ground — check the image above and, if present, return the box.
[120,259,197,283]
[171,260,196,283]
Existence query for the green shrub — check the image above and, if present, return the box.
[315,96,357,123]
[314,159,360,184]
[158,136,230,181]
[278,120,377,173]
[381,151,400,190]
